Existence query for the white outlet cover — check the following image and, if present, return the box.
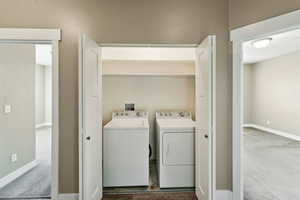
[266,120,271,125]
[11,153,17,162]
[4,105,11,113]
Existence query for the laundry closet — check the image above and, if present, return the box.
[79,35,216,200]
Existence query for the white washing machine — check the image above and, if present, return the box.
[103,111,149,187]
[156,111,195,188]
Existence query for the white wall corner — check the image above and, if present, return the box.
[58,193,79,200]
[243,123,254,128]
[216,190,233,200]
[243,124,300,141]
[36,122,52,129]
[0,160,38,189]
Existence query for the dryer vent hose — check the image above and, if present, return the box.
[149,144,152,158]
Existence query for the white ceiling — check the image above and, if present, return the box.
[243,29,300,64]
[102,47,195,61]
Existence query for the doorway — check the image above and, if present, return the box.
[79,35,216,200]
[231,9,300,200]
[0,28,60,200]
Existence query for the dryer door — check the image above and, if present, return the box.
[163,132,194,166]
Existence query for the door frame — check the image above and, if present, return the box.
[79,41,216,199]
[230,9,300,200]
[0,28,61,200]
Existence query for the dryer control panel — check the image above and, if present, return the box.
[112,111,148,119]
[156,111,192,119]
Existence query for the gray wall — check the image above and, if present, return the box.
[244,51,300,136]
[44,66,52,124]
[0,0,230,192]
[103,76,195,160]
[229,0,300,29]
[0,44,36,178]
[35,64,46,125]
[35,64,52,125]
[1,0,299,193]
[243,64,253,123]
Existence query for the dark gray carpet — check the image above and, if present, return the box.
[244,128,300,200]
[0,127,51,199]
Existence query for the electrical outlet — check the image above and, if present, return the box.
[11,153,17,162]
[266,120,271,125]
[4,105,11,114]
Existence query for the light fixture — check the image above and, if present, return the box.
[252,38,272,48]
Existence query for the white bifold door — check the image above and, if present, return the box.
[79,34,103,200]
[195,35,216,200]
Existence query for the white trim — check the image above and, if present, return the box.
[0,28,60,200]
[230,9,300,200]
[58,193,79,200]
[80,39,216,200]
[216,190,233,200]
[35,122,52,129]
[0,28,61,41]
[0,160,39,189]
[99,43,198,48]
[230,9,300,42]
[211,35,217,200]
[102,73,195,76]
[243,124,300,141]
[51,39,60,200]
[78,34,83,200]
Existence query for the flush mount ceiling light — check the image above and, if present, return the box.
[252,38,272,48]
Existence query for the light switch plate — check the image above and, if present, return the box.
[4,105,11,114]
[11,153,17,162]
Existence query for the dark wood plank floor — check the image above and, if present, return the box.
[103,192,197,200]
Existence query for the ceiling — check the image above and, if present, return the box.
[243,28,300,64]
[102,47,195,61]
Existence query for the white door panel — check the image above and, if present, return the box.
[79,34,102,200]
[163,132,195,166]
[195,36,216,200]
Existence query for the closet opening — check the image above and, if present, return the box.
[78,35,216,200]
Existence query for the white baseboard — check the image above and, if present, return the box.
[36,122,52,129]
[0,159,38,189]
[243,124,300,141]
[216,190,233,200]
[58,193,79,200]
[58,190,231,200]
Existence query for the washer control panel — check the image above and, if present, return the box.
[156,111,192,119]
[112,111,148,119]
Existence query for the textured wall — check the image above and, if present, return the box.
[0,0,230,192]
[0,44,36,178]
[244,51,300,136]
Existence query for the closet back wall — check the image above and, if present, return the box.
[103,75,195,160]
